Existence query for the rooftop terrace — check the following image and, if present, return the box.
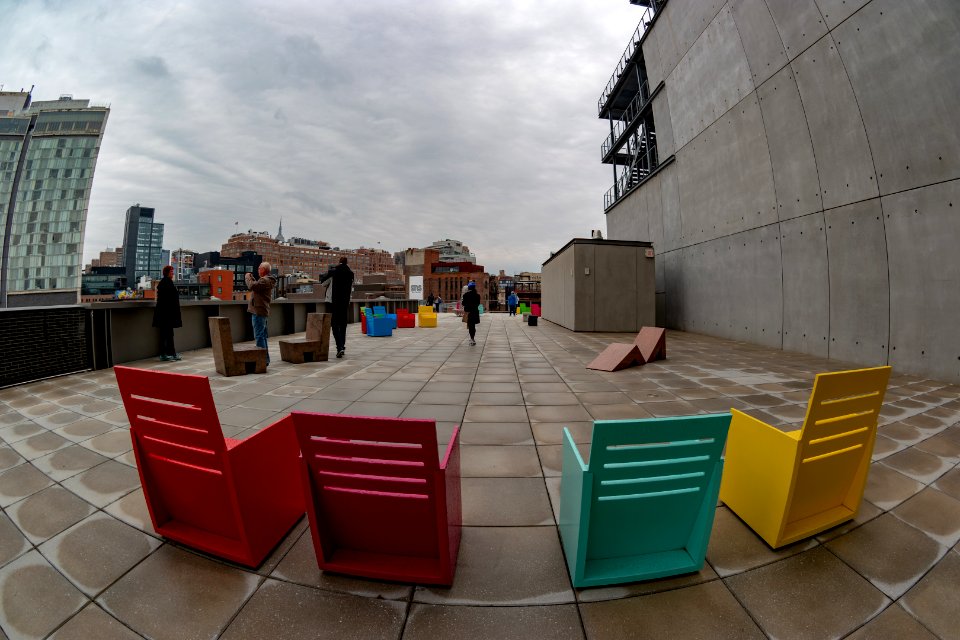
[0,313,958,639]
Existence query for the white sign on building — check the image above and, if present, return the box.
[408,276,424,301]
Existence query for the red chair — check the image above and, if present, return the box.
[360,311,367,334]
[396,309,416,328]
[291,412,461,585]
[114,365,304,568]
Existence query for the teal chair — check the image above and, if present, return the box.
[559,414,731,587]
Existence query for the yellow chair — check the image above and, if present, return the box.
[418,305,437,328]
[719,365,891,548]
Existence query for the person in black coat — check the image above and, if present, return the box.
[461,281,481,346]
[153,265,182,361]
[319,257,355,358]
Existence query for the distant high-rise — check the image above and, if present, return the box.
[0,91,110,307]
[122,205,164,284]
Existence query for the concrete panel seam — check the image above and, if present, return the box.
[658,1,729,81]
[730,10,787,349]
[828,29,892,365]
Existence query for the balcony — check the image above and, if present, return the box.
[596,1,663,117]
[0,313,954,637]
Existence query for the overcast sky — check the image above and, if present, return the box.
[3,0,642,275]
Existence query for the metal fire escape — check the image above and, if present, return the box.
[599,0,668,211]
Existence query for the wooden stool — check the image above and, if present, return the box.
[279,313,331,364]
[209,316,267,376]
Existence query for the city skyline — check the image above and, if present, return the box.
[2,0,643,276]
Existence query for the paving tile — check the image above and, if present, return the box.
[5,486,95,545]
[525,405,591,423]
[0,550,86,640]
[39,513,161,596]
[0,512,29,569]
[934,467,960,501]
[706,506,817,577]
[98,545,259,640]
[864,463,925,510]
[464,405,529,423]
[900,549,960,640]
[288,398,352,414]
[341,402,405,418]
[881,448,954,484]
[221,579,406,640]
[460,445,543,478]
[60,460,141,508]
[825,513,946,599]
[49,604,143,640]
[78,430,132,457]
[53,418,115,443]
[0,448,24,473]
[462,477,553,526]
[530,422,593,445]
[468,392,526,406]
[413,391,471,405]
[31,445,110,482]
[0,463,53,508]
[403,603,583,640]
[387,401,464,425]
[892,487,960,547]
[236,394,301,411]
[579,581,763,639]
[270,529,413,600]
[8,431,73,462]
[813,499,884,543]
[725,548,889,640]
[845,603,938,640]
[458,422,534,445]
[357,388,419,404]
[217,406,278,428]
[523,392,580,406]
[414,526,574,605]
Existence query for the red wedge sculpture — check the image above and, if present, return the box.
[586,343,645,372]
[291,412,462,585]
[634,326,666,362]
[114,365,304,568]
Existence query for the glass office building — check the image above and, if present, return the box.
[0,92,110,307]
[122,205,164,285]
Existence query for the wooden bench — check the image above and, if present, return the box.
[279,313,331,364]
[209,316,267,376]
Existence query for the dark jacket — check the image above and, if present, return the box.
[320,263,354,306]
[462,289,481,324]
[246,274,275,316]
[152,277,182,328]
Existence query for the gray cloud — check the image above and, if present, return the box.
[133,56,170,78]
[2,0,645,274]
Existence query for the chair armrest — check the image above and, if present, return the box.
[440,425,461,471]
[559,428,591,580]
[719,409,798,545]
[228,415,304,528]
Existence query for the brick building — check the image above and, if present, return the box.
[221,232,400,281]
[426,261,490,308]
[197,268,234,300]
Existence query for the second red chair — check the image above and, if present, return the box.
[291,412,461,585]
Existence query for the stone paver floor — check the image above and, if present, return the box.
[0,313,958,639]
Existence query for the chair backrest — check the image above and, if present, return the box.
[364,307,374,318]
[418,305,435,316]
[531,303,541,316]
[586,414,729,559]
[292,413,443,558]
[373,305,387,316]
[788,366,891,522]
[114,366,241,540]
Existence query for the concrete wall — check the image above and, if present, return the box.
[607,0,960,381]
[542,240,655,332]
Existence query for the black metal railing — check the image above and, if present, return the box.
[601,77,652,158]
[604,128,660,210]
[0,306,89,388]
[597,1,661,116]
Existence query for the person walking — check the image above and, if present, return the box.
[153,265,182,361]
[507,291,519,316]
[434,296,442,313]
[462,282,481,346]
[319,256,355,358]
[245,262,276,366]
[427,293,435,308]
